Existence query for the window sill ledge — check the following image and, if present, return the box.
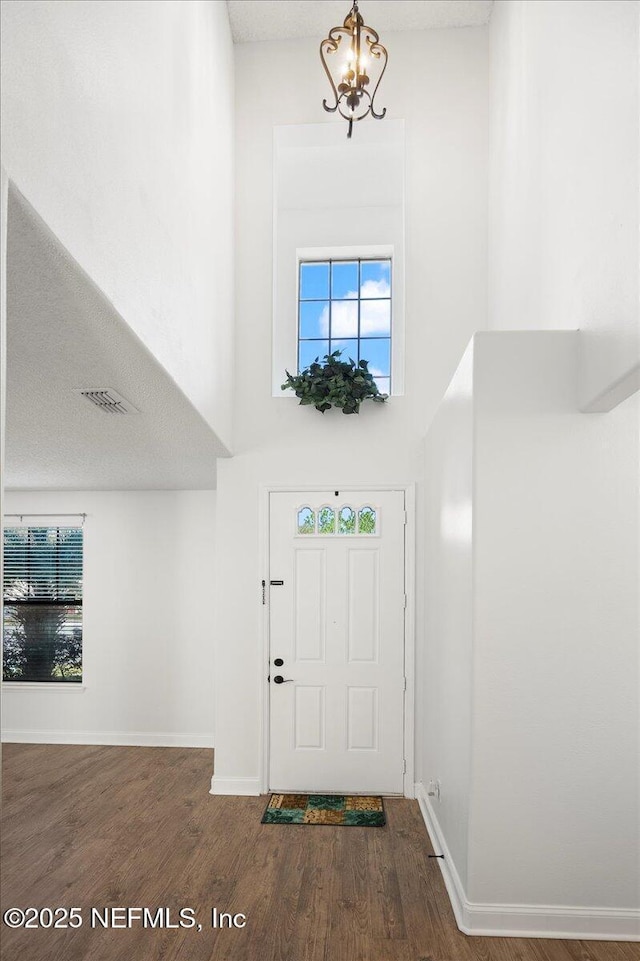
[1,683,87,692]
[273,392,401,400]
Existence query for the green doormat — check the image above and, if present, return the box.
[262,794,385,826]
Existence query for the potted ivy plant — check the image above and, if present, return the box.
[282,350,388,415]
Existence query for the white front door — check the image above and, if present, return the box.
[268,490,406,794]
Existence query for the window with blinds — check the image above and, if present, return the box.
[3,526,83,683]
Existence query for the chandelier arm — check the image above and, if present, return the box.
[319,36,341,112]
[366,38,388,119]
[370,104,387,121]
[329,24,350,44]
[361,23,380,44]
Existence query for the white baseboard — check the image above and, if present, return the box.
[1,730,214,748]
[209,775,261,796]
[414,782,640,942]
[414,781,468,930]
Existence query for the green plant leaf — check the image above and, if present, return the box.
[281,349,388,415]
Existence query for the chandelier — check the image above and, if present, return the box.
[320,1,388,139]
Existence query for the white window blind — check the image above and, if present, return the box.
[3,526,83,683]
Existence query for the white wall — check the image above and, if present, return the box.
[489,0,640,411]
[2,490,216,747]
[212,27,489,793]
[419,0,640,938]
[0,167,7,782]
[420,332,639,938]
[471,333,639,916]
[0,0,235,447]
[421,340,475,891]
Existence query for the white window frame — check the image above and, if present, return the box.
[274,243,405,397]
[2,514,86,691]
[295,247,399,396]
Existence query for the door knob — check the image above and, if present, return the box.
[274,658,284,667]
[273,675,294,684]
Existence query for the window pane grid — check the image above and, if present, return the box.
[298,335,390,340]
[298,258,391,389]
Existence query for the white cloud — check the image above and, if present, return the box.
[359,299,391,336]
[360,279,390,298]
[320,301,356,337]
[320,281,391,338]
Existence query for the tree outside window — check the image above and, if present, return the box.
[3,526,83,683]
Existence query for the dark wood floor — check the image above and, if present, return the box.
[0,745,636,961]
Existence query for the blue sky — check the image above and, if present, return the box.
[298,260,391,392]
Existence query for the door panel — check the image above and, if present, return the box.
[268,490,405,794]
[294,550,325,661]
[347,686,378,750]
[294,686,325,749]
[347,549,379,662]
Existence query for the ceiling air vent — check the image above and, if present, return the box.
[74,388,139,414]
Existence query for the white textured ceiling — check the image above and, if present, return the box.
[227,0,493,43]
[6,187,224,490]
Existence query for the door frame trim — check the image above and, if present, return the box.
[259,483,416,798]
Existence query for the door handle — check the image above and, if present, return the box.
[273,675,294,684]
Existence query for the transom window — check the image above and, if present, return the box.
[298,259,391,395]
[296,505,378,536]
